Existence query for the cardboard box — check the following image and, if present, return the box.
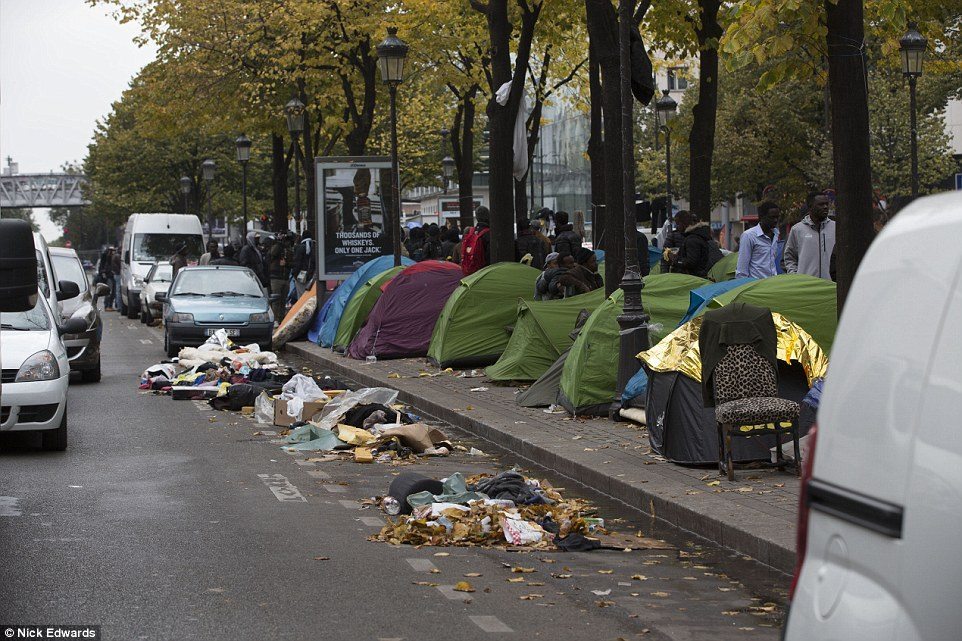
[274,398,327,427]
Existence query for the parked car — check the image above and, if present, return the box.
[138,262,173,324]
[785,191,962,641]
[33,233,81,322]
[0,295,86,450]
[158,266,277,357]
[49,247,108,382]
[119,213,204,319]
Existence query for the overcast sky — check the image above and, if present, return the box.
[1,0,156,240]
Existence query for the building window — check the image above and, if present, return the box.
[667,67,689,91]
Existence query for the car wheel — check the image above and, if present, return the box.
[127,294,139,319]
[41,411,68,452]
[81,359,101,383]
[165,331,179,358]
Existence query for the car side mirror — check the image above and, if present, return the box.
[154,292,168,303]
[59,317,87,335]
[92,283,110,300]
[56,280,81,301]
[268,293,282,302]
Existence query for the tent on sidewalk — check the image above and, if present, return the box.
[332,265,407,352]
[708,252,738,282]
[517,349,570,408]
[485,290,606,382]
[427,262,540,368]
[533,273,707,415]
[706,274,837,353]
[346,262,462,360]
[308,255,413,346]
[640,313,827,464]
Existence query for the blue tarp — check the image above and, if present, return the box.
[622,277,756,402]
[307,256,414,346]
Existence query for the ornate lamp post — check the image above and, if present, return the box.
[655,90,678,228]
[235,134,252,238]
[180,176,192,215]
[285,97,305,232]
[899,22,926,197]
[376,27,409,267]
[201,159,216,242]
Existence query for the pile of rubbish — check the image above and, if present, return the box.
[278,387,455,464]
[140,329,289,401]
[374,470,607,551]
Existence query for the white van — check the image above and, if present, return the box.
[785,191,962,641]
[119,214,204,318]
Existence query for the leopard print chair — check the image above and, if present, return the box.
[713,343,801,480]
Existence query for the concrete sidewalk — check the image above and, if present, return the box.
[285,340,800,574]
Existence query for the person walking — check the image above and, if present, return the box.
[783,192,835,280]
[291,231,315,298]
[110,247,123,311]
[735,201,781,279]
[461,206,491,275]
[199,239,220,266]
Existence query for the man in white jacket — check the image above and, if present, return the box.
[784,192,835,280]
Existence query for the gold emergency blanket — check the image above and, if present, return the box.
[637,312,828,386]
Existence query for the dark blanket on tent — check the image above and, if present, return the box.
[347,267,462,360]
[699,302,777,406]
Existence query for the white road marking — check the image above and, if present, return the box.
[323,484,346,493]
[295,460,315,467]
[306,470,330,480]
[436,584,472,602]
[469,616,513,633]
[338,500,361,510]
[0,497,22,517]
[139,339,153,344]
[360,516,384,527]
[405,558,437,572]
[257,474,306,502]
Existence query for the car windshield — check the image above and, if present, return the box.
[52,255,88,292]
[0,295,51,331]
[133,234,203,262]
[148,264,173,282]
[171,269,264,297]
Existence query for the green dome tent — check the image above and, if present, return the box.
[485,290,606,382]
[558,273,709,416]
[704,273,838,353]
[427,262,541,368]
[332,265,406,352]
[708,252,738,282]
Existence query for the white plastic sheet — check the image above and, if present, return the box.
[254,392,274,424]
[495,80,529,180]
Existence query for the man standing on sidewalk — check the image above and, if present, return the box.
[111,247,123,311]
[735,201,781,279]
[291,231,315,299]
[267,234,288,321]
[783,192,835,280]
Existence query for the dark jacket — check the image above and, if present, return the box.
[291,239,315,280]
[440,240,458,262]
[636,230,651,277]
[536,267,567,300]
[660,226,686,272]
[553,224,582,259]
[209,256,239,266]
[674,222,711,278]
[239,243,267,286]
[110,252,122,276]
[515,230,546,269]
[267,242,286,279]
[699,303,777,407]
[170,253,187,279]
[422,237,443,261]
[557,264,603,298]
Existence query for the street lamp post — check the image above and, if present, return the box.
[900,22,927,197]
[440,128,455,194]
[655,90,678,229]
[376,27,409,268]
[180,175,192,215]
[285,97,305,233]
[202,159,216,243]
[235,134,252,239]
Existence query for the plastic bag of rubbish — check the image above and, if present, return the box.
[500,513,547,545]
[254,392,274,424]
[282,374,328,402]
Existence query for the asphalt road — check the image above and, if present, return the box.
[1,312,789,640]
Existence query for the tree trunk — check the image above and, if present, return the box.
[271,133,289,233]
[588,41,606,249]
[456,87,478,231]
[825,0,874,309]
[301,102,317,236]
[586,0,624,296]
[688,0,722,223]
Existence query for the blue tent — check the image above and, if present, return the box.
[622,277,755,403]
[307,256,414,346]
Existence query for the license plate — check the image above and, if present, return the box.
[206,328,240,336]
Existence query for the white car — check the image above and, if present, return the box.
[0,296,85,451]
[138,262,173,324]
[785,191,962,640]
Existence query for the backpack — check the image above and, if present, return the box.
[706,241,724,271]
[461,226,489,275]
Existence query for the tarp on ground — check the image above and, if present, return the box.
[309,256,414,346]
[427,262,541,368]
[639,313,826,464]
[708,252,738,282]
[346,262,462,360]
[557,273,709,416]
[516,349,570,408]
[485,289,606,382]
[332,265,407,352]
[706,274,838,354]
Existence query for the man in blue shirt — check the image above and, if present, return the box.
[736,201,781,279]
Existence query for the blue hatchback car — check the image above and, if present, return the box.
[157,266,277,357]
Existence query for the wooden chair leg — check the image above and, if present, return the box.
[716,422,726,477]
[774,427,784,467]
[725,427,735,481]
[793,424,802,477]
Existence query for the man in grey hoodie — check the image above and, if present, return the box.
[784,192,835,280]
